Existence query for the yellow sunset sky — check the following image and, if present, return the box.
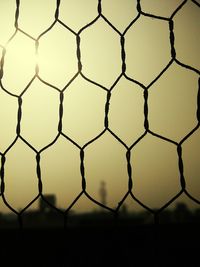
[0,0,199,215]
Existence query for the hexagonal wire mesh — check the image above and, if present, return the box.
[0,0,199,229]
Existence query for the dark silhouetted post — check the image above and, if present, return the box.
[39,194,56,213]
[99,181,107,206]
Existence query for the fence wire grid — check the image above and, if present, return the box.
[0,0,200,229]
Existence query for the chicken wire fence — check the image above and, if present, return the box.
[0,0,199,229]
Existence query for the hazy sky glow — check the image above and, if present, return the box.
[0,0,199,215]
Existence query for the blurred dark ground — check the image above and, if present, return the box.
[0,203,199,267]
[0,223,199,267]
